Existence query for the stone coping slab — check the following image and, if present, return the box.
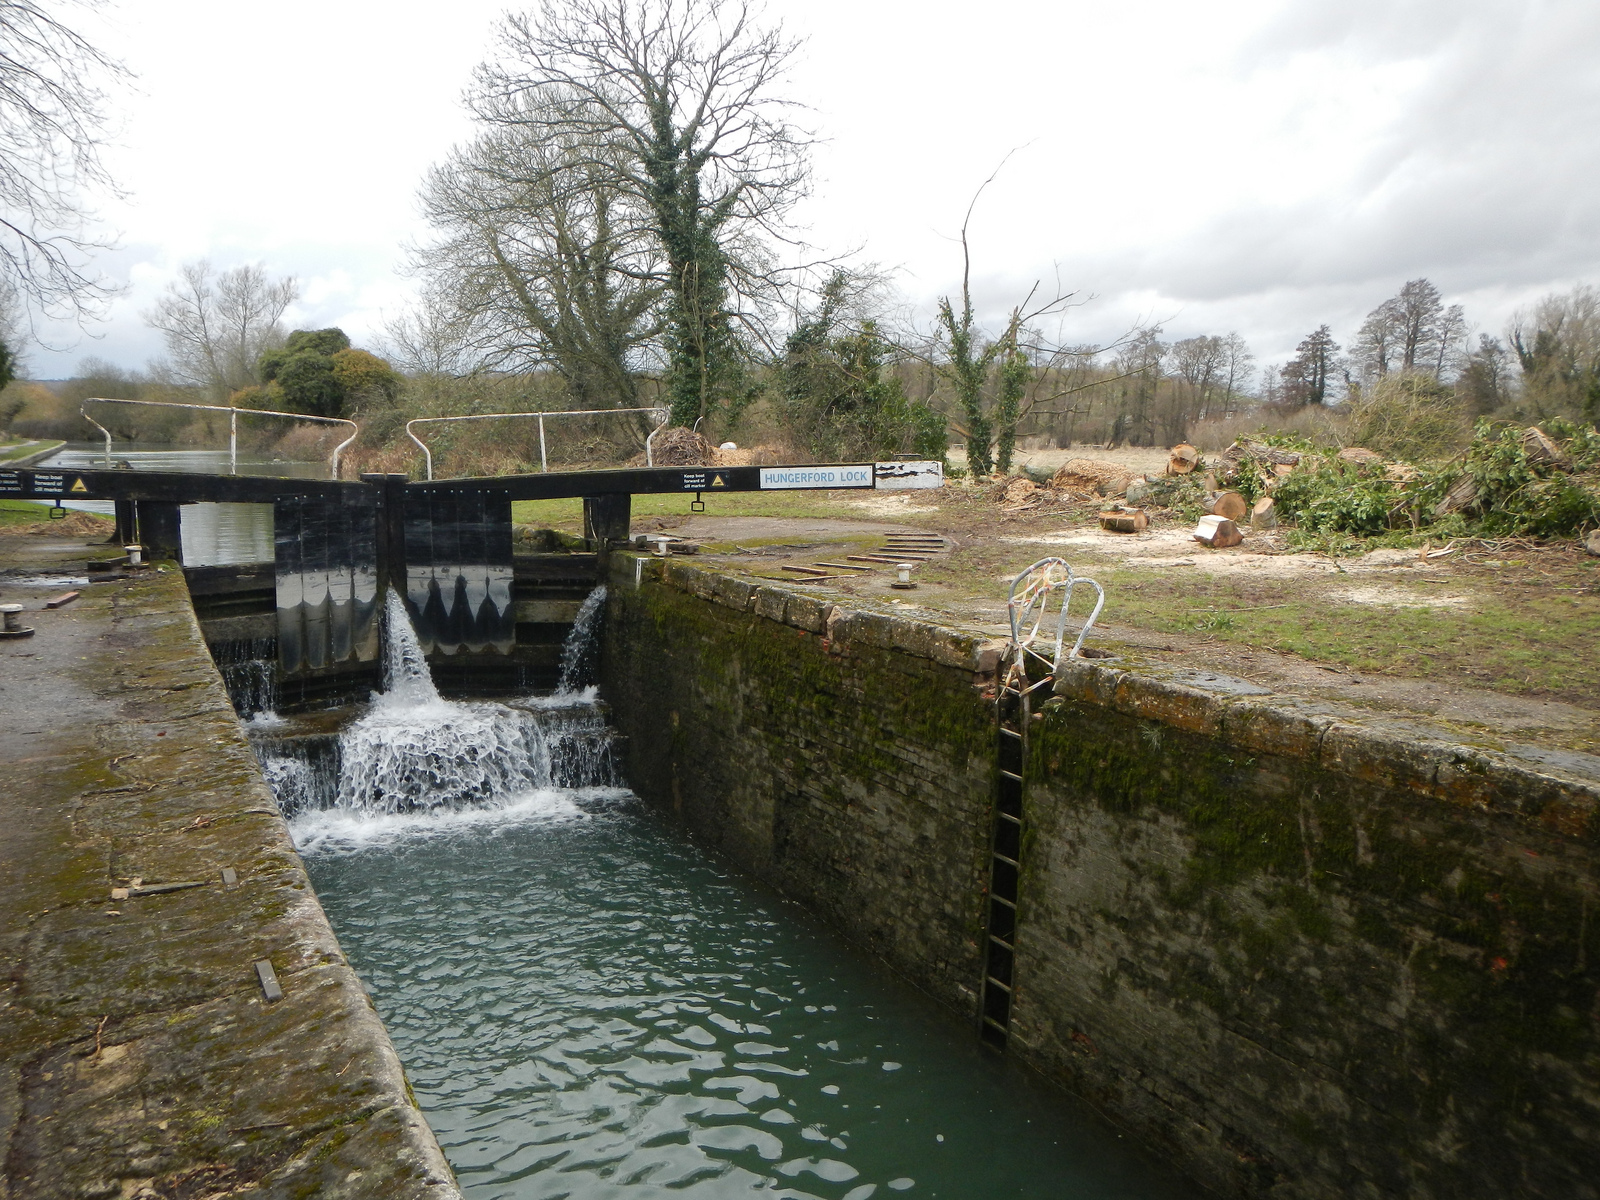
[0,560,460,1199]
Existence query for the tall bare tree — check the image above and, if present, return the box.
[143,261,298,400]
[1354,279,1464,383]
[0,0,128,326]
[475,0,811,428]
[1510,285,1600,422]
[414,89,662,410]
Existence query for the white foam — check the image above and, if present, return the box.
[289,786,628,855]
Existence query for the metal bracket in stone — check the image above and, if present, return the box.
[254,959,283,1003]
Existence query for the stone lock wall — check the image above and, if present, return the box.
[600,554,1600,1200]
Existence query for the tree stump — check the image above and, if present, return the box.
[1193,515,1243,548]
[1098,508,1149,534]
[1250,496,1277,529]
[1167,443,1199,475]
[1208,490,1248,522]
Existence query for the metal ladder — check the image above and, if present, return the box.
[979,558,1104,1050]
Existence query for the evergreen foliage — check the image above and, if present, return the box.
[780,273,945,463]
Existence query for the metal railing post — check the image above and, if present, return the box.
[406,407,670,480]
[80,398,358,480]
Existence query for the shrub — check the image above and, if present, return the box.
[1345,372,1469,461]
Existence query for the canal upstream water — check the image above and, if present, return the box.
[33,443,325,564]
[251,597,1201,1199]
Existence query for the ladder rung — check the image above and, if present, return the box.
[998,769,1023,782]
[984,976,1012,994]
[981,1016,1009,1032]
[992,852,1020,869]
[996,811,1020,827]
[989,894,1015,910]
[998,726,1023,739]
[989,934,1013,951]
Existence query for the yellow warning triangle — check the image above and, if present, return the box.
[69,477,87,493]
[711,474,725,487]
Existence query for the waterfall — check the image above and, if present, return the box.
[213,637,279,719]
[381,589,440,707]
[557,585,607,694]
[252,589,615,833]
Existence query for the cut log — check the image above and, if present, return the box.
[1250,496,1277,529]
[1098,508,1149,534]
[1337,447,1384,466]
[1522,426,1572,470]
[1001,477,1040,505]
[1193,515,1244,548]
[1585,529,1600,558]
[1051,458,1139,496]
[1434,474,1480,516]
[1208,491,1248,522]
[1124,477,1152,505]
[1167,443,1199,475]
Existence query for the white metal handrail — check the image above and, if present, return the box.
[80,397,359,479]
[405,406,670,481]
[1007,556,1105,670]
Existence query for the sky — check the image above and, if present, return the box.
[20,0,1600,380]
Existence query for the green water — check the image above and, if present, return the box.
[299,794,1199,1200]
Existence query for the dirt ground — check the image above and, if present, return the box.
[542,476,1600,760]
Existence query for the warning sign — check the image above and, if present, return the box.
[70,477,87,493]
[710,474,725,488]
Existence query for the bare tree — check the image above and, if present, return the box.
[1510,285,1600,422]
[143,261,298,400]
[0,0,128,325]
[413,89,662,410]
[380,280,481,378]
[930,210,1087,472]
[1168,334,1224,440]
[475,0,812,428]
[1353,279,1464,383]
[1220,331,1254,412]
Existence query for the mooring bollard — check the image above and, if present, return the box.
[124,544,143,566]
[892,563,917,590]
[0,603,34,639]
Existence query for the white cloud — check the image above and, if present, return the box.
[19,0,1600,378]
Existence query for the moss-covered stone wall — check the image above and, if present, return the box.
[601,553,1600,1200]
[601,557,1000,1015]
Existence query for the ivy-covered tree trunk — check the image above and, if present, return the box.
[645,110,745,430]
[938,297,993,475]
[994,345,1029,475]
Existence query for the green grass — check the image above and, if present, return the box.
[0,438,64,462]
[1094,566,1600,700]
[512,489,888,531]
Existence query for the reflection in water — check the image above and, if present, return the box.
[178,502,275,566]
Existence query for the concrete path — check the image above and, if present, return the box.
[0,537,458,1199]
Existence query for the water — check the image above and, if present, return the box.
[557,585,607,694]
[255,600,1199,1200]
[31,443,322,565]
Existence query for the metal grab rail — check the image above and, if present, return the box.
[405,406,671,481]
[80,398,359,480]
[1006,556,1105,672]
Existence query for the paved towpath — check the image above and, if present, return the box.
[0,535,458,1199]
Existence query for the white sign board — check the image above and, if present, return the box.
[874,461,944,490]
[759,465,874,490]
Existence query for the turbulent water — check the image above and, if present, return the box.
[253,593,1199,1200]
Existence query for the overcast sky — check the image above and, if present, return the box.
[23,0,1600,380]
